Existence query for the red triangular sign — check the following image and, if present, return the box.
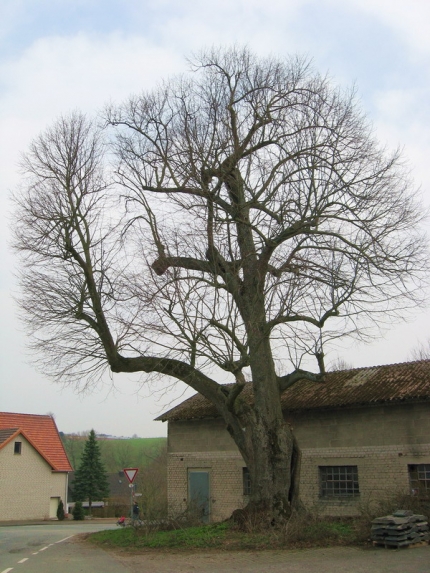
[123,468,138,483]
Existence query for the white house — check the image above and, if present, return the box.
[0,412,72,521]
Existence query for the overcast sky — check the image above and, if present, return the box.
[1,0,430,438]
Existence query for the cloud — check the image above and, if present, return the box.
[331,0,430,58]
[0,32,185,297]
[0,32,183,123]
[0,32,184,204]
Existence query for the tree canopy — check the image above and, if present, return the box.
[13,48,428,520]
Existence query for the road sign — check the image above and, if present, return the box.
[123,468,139,483]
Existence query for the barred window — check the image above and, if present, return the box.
[243,467,251,496]
[319,465,359,498]
[409,464,430,497]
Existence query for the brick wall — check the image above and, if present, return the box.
[167,452,246,522]
[167,417,237,453]
[0,434,68,520]
[167,402,430,520]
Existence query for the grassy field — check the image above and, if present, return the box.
[62,434,167,472]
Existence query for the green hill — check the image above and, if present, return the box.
[62,434,166,472]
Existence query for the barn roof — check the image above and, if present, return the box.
[0,412,72,472]
[156,359,430,422]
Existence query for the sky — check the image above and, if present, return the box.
[1,0,430,437]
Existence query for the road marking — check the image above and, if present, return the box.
[2,568,14,572]
[17,559,28,564]
[39,546,49,551]
[55,536,73,543]
[32,552,38,555]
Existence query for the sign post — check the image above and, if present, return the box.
[123,468,139,519]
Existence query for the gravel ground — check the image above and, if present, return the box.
[110,544,430,573]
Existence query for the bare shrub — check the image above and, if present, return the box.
[283,512,353,546]
[354,490,430,542]
[129,502,211,537]
[135,447,168,521]
[231,506,273,533]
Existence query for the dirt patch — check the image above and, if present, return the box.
[107,545,430,573]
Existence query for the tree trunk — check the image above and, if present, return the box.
[229,411,299,527]
[248,415,294,519]
[289,432,302,509]
[229,318,298,525]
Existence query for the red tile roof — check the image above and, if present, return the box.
[0,412,72,472]
[156,359,430,421]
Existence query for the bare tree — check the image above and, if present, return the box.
[327,358,354,372]
[13,48,428,522]
[409,340,430,361]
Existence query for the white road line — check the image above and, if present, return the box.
[39,546,49,551]
[31,552,38,555]
[55,536,73,543]
[17,559,28,564]
[2,568,14,572]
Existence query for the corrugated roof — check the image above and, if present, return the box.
[157,359,430,422]
[0,412,72,472]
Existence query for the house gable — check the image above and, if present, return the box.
[0,412,72,472]
[0,427,59,470]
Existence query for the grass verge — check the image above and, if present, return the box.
[89,518,356,551]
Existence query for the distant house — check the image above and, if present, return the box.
[157,360,430,522]
[68,470,131,513]
[107,471,133,504]
[0,412,72,521]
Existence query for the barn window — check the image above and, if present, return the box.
[409,464,430,497]
[319,465,359,497]
[14,441,22,455]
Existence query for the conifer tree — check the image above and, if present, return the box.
[72,500,85,520]
[73,429,109,514]
[56,499,65,520]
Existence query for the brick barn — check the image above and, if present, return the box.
[157,360,430,521]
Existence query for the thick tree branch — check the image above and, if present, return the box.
[277,368,324,393]
[151,256,214,276]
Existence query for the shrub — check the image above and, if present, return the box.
[56,500,65,521]
[72,501,85,520]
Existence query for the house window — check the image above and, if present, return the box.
[319,465,359,498]
[243,467,251,496]
[14,441,22,455]
[409,464,430,497]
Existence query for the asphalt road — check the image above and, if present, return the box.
[2,522,430,573]
[0,522,124,573]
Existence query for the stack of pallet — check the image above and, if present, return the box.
[371,510,429,548]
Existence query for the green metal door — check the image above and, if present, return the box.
[188,470,210,523]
